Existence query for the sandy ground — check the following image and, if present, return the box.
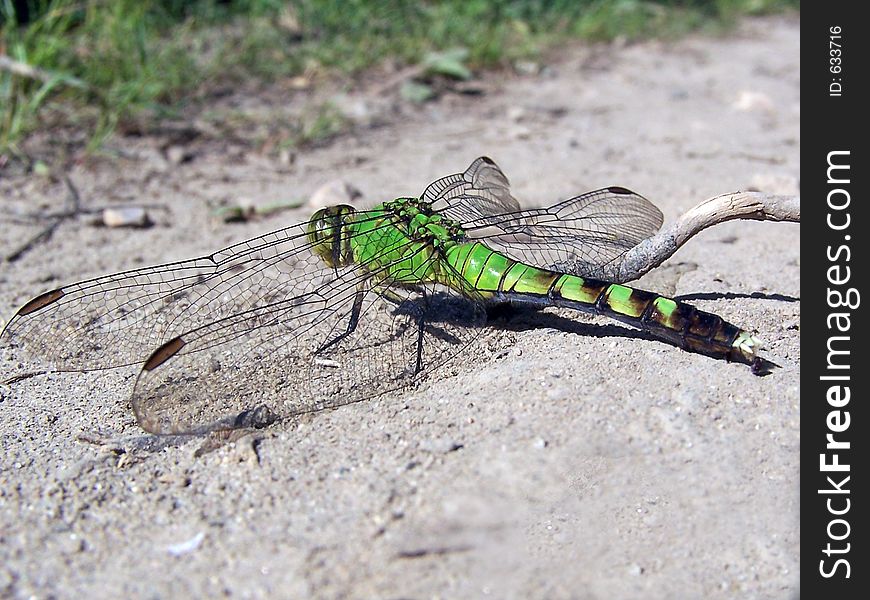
[0,16,799,599]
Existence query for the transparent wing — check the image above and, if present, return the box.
[424,158,663,281]
[463,187,663,282]
[1,210,388,374]
[131,255,486,434]
[2,211,486,434]
[424,156,521,220]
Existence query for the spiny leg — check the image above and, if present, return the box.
[372,283,437,365]
[413,290,429,375]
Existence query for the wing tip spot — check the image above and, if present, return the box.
[606,186,635,195]
[17,289,65,316]
[144,337,186,371]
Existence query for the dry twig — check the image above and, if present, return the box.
[6,175,82,263]
[615,191,800,282]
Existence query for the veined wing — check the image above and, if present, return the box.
[3,208,486,434]
[131,245,486,434]
[460,186,663,282]
[1,209,387,374]
[424,157,662,282]
[424,156,521,220]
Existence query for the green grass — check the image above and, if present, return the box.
[0,0,799,152]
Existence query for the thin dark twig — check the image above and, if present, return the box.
[6,175,85,263]
[1,202,169,223]
[64,174,82,213]
[6,216,65,263]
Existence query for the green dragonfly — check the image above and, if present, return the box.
[2,157,765,435]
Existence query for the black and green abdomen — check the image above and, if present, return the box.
[446,242,761,363]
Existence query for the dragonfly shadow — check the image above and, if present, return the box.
[389,290,797,357]
[394,294,661,346]
[490,306,660,345]
[389,292,486,346]
[487,302,783,375]
[675,291,800,303]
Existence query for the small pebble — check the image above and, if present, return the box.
[507,106,526,122]
[510,125,531,140]
[167,532,205,557]
[166,145,193,165]
[513,60,541,76]
[732,90,774,112]
[419,438,463,454]
[102,207,152,228]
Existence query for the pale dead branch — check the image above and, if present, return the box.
[616,191,800,282]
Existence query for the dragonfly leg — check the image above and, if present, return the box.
[413,300,427,375]
[370,283,429,376]
[373,284,420,306]
[314,289,365,355]
[372,283,430,373]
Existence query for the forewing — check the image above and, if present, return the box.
[1,210,383,375]
[460,187,663,282]
[424,156,521,220]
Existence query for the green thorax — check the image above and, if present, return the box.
[355,198,465,284]
[380,197,465,248]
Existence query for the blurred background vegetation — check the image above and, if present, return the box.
[1,0,798,152]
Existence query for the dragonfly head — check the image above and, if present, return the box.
[307,204,357,267]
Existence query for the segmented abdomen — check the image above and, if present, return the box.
[446,242,759,363]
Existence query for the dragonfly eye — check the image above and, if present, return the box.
[307,205,356,267]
